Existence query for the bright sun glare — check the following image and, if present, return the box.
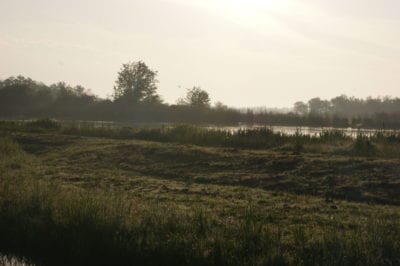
[204,0,288,30]
[218,0,276,12]
[207,0,286,23]
[173,0,287,22]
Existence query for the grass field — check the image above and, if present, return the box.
[1,120,400,265]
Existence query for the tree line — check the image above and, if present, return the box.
[294,96,400,117]
[1,61,400,129]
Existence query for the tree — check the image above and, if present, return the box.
[178,87,211,108]
[293,101,308,115]
[1,75,35,87]
[308,97,330,115]
[214,101,228,110]
[113,61,160,104]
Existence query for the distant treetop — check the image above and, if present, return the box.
[177,87,211,108]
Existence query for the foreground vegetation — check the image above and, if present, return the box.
[1,120,400,265]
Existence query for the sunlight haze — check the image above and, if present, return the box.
[1,0,399,107]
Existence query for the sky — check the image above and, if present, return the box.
[1,0,400,107]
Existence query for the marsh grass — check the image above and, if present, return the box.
[26,118,61,131]
[2,119,400,158]
[58,122,400,156]
[352,134,377,157]
[67,123,400,157]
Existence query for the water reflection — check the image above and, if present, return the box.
[22,119,397,138]
[205,125,394,138]
[0,255,33,266]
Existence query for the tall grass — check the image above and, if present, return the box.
[1,177,400,265]
[318,129,349,143]
[134,126,287,148]
[351,134,377,157]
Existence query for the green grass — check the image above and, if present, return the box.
[1,121,400,265]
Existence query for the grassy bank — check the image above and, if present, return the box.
[1,122,400,265]
[2,119,400,157]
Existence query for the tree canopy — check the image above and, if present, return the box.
[178,87,211,108]
[113,61,161,105]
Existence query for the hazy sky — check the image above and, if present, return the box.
[1,0,400,107]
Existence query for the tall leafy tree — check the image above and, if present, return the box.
[113,61,160,104]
